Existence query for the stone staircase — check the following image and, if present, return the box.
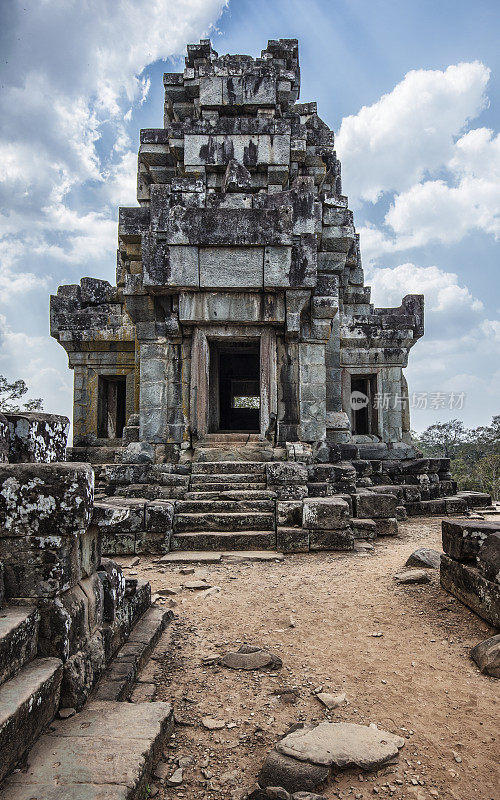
[171,460,278,551]
[0,603,62,782]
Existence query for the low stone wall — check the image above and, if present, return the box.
[440,519,500,627]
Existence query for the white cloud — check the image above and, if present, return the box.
[366,263,500,429]
[0,0,228,278]
[367,263,483,314]
[336,61,490,205]
[382,128,500,249]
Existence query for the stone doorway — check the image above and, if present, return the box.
[210,341,260,432]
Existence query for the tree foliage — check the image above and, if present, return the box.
[0,375,43,414]
[413,415,500,500]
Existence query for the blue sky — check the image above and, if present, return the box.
[0,0,499,433]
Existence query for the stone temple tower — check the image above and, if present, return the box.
[51,38,424,466]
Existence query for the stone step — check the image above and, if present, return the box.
[158,550,284,564]
[190,472,265,485]
[184,489,276,501]
[174,511,275,533]
[171,531,277,551]
[0,605,40,688]
[188,481,268,493]
[94,606,173,702]
[0,700,174,799]
[201,433,264,442]
[176,499,275,514]
[191,461,267,474]
[0,657,62,782]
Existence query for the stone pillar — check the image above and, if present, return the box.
[190,328,209,439]
[299,342,326,442]
[260,327,277,437]
[138,336,168,444]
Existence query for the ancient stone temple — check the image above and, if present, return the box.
[51,38,424,464]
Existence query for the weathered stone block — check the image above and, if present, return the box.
[477,533,500,583]
[5,413,69,463]
[146,500,174,532]
[36,584,89,661]
[79,526,101,579]
[273,485,309,501]
[60,631,105,709]
[354,492,397,519]
[374,518,398,537]
[267,462,308,485]
[0,413,9,463]
[0,463,94,538]
[0,606,39,686]
[277,501,303,528]
[97,558,126,623]
[79,574,104,634]
[302,497,350,530]
[351,518,376,539]
[0,657,62,783]
[0,534,81,599]
[442,520,500,561]
[199,246,263,288]
[277,526,309,553]
[440,555,500,627]
[309,528,354,551]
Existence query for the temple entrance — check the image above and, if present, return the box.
[209,341,260,432]
[97,375,126,439]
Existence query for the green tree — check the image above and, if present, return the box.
[414,418,469,458]
[414,415,500,500]
[0,375,43,414]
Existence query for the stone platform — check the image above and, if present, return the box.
[0,700,174,800]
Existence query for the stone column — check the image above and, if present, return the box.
[299,342,326,442]
[190,328,209,439]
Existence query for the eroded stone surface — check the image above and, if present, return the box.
[276,722,404,770]
[220,645,282,671]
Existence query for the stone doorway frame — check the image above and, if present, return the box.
[190,325,277,440]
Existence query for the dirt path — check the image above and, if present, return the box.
[118,519,499,800]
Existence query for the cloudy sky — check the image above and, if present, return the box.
[0,0,499,433]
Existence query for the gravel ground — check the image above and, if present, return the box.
[117,517,498,800]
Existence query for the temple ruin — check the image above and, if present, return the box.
[51,38,423,463]
[0,37,497,799]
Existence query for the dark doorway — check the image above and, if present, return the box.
[217,343,260,432]
[351,375,377,436]
[98,376,126,439]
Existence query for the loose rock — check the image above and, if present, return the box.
[315,692,346,710]
[394,569,430,585]
[221,644,282,670]
[202,716,226,730]
[405,548,441,569]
